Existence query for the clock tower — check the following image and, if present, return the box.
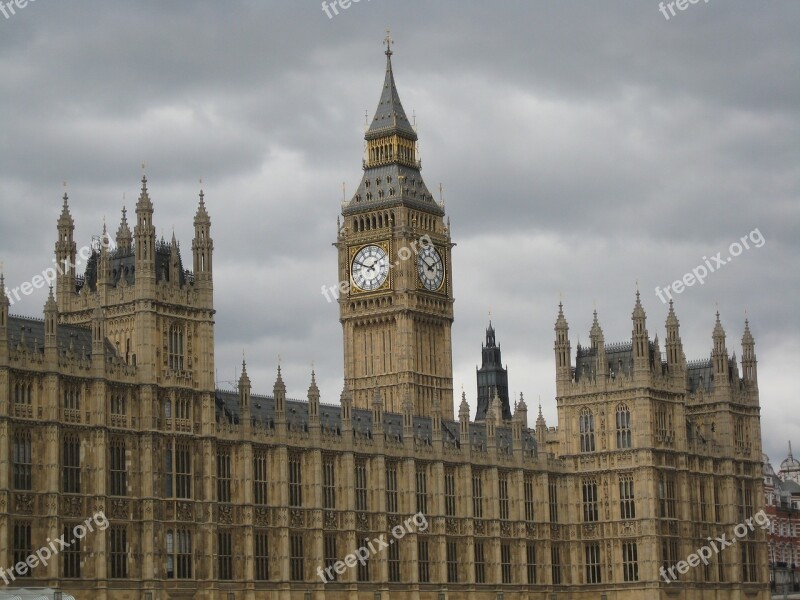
[336,37,454,419]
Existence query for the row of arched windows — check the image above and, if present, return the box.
[579,404,632,453]
[353,211,395,232]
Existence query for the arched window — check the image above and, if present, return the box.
[168,325,184,372]
[616,404,632,449]
[579,408,595,453]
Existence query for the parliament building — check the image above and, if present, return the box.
[0,41,769,599]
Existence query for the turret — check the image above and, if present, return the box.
[55,192,77,309]
[535,401,548,447]
[431,391,442,443]
[98,222,111,297]
[554,303,572,386]
[239,358,252,434]
[741,319,758,386]
[512,392,528,454]
[664,300,686,379]
[631,291,650,374]
[134,175,156,281]
[0,271,9,362]
[371,386,384,436]
[341,382,352,434]
[590,310,608,378]
[486,401,497,452]
[459,390,470,441]
[307,369,320,429]
[273,364,286,427]
[169,232,181,285]
[192,189,213,286]
[712,312,730,392]
[402,390,413,443]
[91,304,106,373]
[115,206,132,253]
[43,287,58,361]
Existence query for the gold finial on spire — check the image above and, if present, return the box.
[342,182,346,203]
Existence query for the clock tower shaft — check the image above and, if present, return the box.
[336,39,454,420]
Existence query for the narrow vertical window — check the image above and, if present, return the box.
[549,478,559,523]
[253,450,268,505]
[290,533,304,581]
[109,526,128,578]
[444,467,456,517]
[501,542,512,583]
[416,466,428,515]
[582,478,598,522]
[417,538,430,583]
[386,461,398,513]
[217,530,232,580]
[109,438,127,496]
[323,454,336,510]
[585,542,602,584]
[254,530,269,580]
[579,408,595,452]
[62,433,81,494]
[524,474,535,521]
[526,542,537,584]
[13,429,32,490]
[616,403,632,448]
[474,541,485,584]
[619,474,636,520]
[472,470,483,519]
[499,472,509,520]
[355,458,368,512]
[622,542,639,582]
[12,522,31,578]
[289,453,303,507]
[446,539,458,583]
[62,523,81,578]
[217,447,231,503]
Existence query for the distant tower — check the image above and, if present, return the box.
[475,321,511,421]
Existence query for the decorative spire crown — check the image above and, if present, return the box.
[365,33,417,142]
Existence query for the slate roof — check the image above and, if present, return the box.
[7,315,118,359]
[365,51,417,141]
[78,241,189,293]
[214,389,537,453]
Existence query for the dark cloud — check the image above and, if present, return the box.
[1,0,797,464]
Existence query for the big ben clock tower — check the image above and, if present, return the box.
[336,36,454,420]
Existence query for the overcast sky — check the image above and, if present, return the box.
[0,1,797,464]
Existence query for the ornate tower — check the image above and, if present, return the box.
[475,321,511,421]
[337,36,454,419]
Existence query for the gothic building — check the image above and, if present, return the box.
[0,40,769,600]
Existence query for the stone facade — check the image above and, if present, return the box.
[0,43,769,600]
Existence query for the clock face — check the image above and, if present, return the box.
[351,244,390,291]
[417,244,444,291]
